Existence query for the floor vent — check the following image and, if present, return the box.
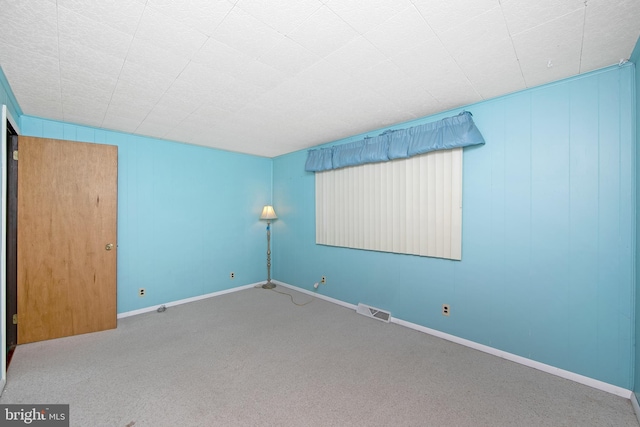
[356,303,391,323]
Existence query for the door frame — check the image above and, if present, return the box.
[1,105,19,392]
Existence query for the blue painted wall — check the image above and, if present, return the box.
[632,36,640,402]
[273,64,636,389]
[20,116,273,313]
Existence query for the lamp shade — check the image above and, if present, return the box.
[260,205,277,220]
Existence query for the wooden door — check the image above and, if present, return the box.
[17,137,117,344]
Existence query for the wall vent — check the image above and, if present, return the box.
[356,303,391,323]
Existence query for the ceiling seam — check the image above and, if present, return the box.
[98,3,147,129]
[409,1,482,103]
[497,0,527,89]
[141,0,242,141]
[578,1,589,74]
[508,7,588,38]
[333,4,435,111]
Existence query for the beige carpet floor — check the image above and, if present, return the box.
[1,286,638,426]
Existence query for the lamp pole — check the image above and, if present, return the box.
[259,205,277,289]
[262,220,275,289]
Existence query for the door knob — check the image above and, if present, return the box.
[105,243,114,251]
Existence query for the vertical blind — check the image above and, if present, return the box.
[310,111,485,261]
[316,147,462,260]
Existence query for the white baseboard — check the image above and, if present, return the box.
[274,280,633,400]
[391,317,632,399]
[117,283,260,319]
[273,280,357,310]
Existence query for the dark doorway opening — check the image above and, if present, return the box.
[6,120,17,368]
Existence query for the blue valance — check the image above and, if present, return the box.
[305,111,485,172]
[304,145,333,171]
[332,140,366,169]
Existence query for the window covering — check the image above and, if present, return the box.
[305,111,485,172]
[316,148,463,260]
[332,140,366,169]
[304,146,333,171]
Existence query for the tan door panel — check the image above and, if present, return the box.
[18,136,117,344]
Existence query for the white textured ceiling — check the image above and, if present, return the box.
[1,0,639,157]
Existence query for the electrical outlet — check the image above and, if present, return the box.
[139,288,146,297]
[442,304,450,316]
[321,276,326,284]
[230,272,235,279]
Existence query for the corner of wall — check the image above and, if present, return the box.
[0,67,23,122]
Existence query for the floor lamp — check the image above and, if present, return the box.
[260,205,277,289]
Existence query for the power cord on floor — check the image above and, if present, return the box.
[270,287,313,306]
[254,284,314,306]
